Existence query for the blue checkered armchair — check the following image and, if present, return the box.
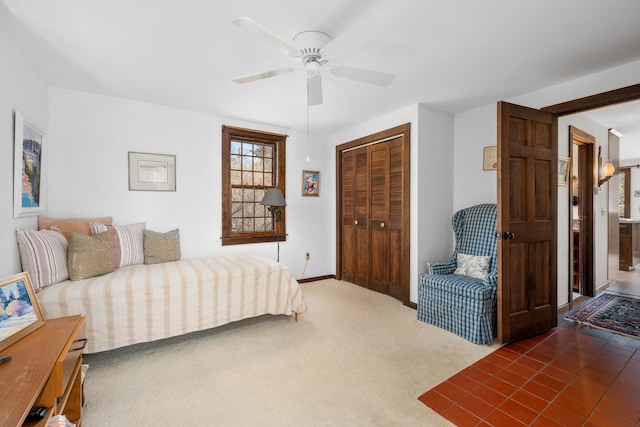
[418,203,497,345]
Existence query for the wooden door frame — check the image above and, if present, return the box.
[568,126,595,300]
[543,84,640,306]
[335,123,411,306]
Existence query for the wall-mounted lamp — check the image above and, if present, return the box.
[260,188,286,262]
[597,146,615,187]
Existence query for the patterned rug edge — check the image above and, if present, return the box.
[564,291,640,339]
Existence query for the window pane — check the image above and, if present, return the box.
[264,173,273,186]
[230,170,241,185]
[264,158,273,173]
[231,155,241,170]
[242,156,252,171]
[264,145,273,158]
[230,141,242,154]
[232,188,242,202]
[253,157,263,172]
[231,202,242,219]
[255,217,265,232]
[242,142,253,156]
[232,218,242,232]
[242,171,253,185]
[244,202,254,217]
[254,144,264,157]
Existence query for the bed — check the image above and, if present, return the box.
[36,254,307,353]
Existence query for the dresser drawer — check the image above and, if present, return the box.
[54,317,86,397]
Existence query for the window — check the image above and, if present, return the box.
[221,126,286,246]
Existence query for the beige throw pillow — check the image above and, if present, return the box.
[67,232,115,280]
[90,222,145,268]
[144,229,181,264]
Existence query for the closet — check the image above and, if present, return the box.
[336,123,410,305]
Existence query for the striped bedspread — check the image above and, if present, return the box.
[36,254,307,353]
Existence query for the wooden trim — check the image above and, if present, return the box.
[297,274,336,283]
[542,84,640,116]
[620,167,631,218]
[221,126,287,246]
[569,126,596,298]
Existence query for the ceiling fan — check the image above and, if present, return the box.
[231,14,395,106]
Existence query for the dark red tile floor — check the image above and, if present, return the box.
[419,327,640,426]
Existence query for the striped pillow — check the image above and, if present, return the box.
[90,222,145,268]
[16,228,69,291]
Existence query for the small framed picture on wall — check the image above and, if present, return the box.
[483,146,497,171]
[302,170,319,197]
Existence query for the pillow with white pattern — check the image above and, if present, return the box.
[453,253,490,279]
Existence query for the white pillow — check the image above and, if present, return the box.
[90,222,145,268]
[454,253,491,279]
[16,228,69,291]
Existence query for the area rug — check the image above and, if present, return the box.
[565,292,640,338]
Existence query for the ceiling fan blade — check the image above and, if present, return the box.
[232,17,299,57]
[233,68,294,84]
[323,13,384,58]
[307,75,323,106]
[332,66,395,87]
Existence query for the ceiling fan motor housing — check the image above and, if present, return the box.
[294,31,332,77]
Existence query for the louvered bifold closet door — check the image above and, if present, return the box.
[341,147,370,287]
[369,138,403,298]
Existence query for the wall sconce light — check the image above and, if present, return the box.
[597,146,615,187]
[260,188,286,262]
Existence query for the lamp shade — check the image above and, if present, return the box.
[260,188,287,206]
[603,160,615,177]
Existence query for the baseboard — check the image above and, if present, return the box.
[297,275,336,283]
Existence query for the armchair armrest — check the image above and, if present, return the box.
[427,258,457,275]
[482,270,498,288]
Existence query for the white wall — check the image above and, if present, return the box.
[0,21,49,277]
[48,88,335,280]
[453,104,497,210]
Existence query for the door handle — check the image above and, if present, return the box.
[503,231,515,240]
[380,222,385,228]
[354,219,359,225]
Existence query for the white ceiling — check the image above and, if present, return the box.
[2,0,640,136]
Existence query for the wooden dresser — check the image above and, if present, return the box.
[0,315,86,427]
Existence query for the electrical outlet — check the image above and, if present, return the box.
[305,252,310,261]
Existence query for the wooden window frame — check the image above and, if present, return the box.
[221,125,287,246]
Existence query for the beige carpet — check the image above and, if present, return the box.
[82,279,499,426]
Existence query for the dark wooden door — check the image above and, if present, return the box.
[369,137,404,299]
[341,147,370,287]
[497,102,558,343]
[570,126,595,297]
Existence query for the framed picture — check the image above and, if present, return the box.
[14,111,46,218]
[128,152,176,191]
[0,272,46,352]
[483,146,497,171]
[558,156,570,186]
[302,170,320,197]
